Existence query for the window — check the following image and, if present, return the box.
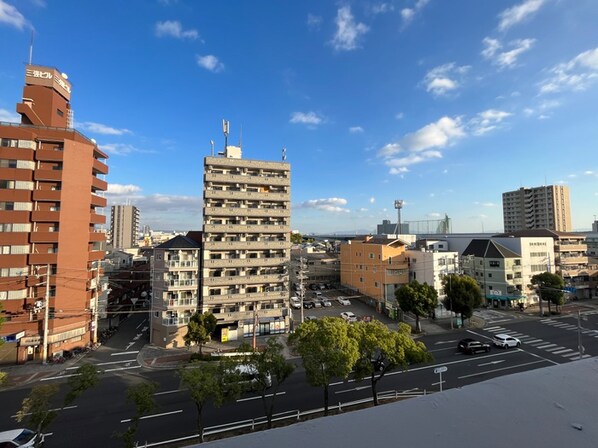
[57,109,64,117]
[369,253,374,259]
[489,261,500,267]
[359,277,363,283]
[374,282,379,288]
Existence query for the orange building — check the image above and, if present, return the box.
[0,64,108,364]
[340,236,409,313]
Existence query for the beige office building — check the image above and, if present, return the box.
[502,185,571,232]
[202,145,291,341]
[110,205,139,249]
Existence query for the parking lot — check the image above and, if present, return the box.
[290,286,396,326]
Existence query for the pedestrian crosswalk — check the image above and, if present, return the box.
[484,325,590,360]
[540,317,598,337]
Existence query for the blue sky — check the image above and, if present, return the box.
[1,0,597,234]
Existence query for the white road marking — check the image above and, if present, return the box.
[478,360,505,367]
[553,348,574,355]
[429,347,458,353]
[334,386,370,395]
[12,405,77,418]
[535,343,555,349]
[124,342,136,351]
[136,319,147,330]
[121,409,183,423]
[544,346,563,352]
[66,359,134,370]
[154,389,182,396]
[434,340,457,345]
[103,365,141,373]
[111,351,139,356]
[458,360,546,379]
[40,373,81,381]
[236,391,286,402]
[525,339,543,344]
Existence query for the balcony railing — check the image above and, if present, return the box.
[203,257,288,268]
[204,207,290,217]
[204,273,287,286]
[205,172,290,187]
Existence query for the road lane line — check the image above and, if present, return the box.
[433,340,457,345]
[40,373,81,381]
[535,343,555,349]
[334,385,370,395]
[544,346,562,352]
[136,319,147,330]
[111,351,140,356]
[526,339,543,344]
[12,405,77,418]
[522,348,559,365]
[104,365,141,373]
[154,389,182,396]
[236,391,286,402]
[458,360,546,379]
[478,360,505,367]
[121,409,183,423]
[429,347,458,353]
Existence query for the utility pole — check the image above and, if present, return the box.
[297,257,308,324]
[252,306,258,351]
[92,262,100,344]
[42,263,51,364]
[578,310,584,360]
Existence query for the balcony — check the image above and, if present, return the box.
[163,279,198,289]
[89,231,106,243]
[36,149,64,162]
[208,308,285,324]
[92,159,109,175]
[204,273,286,287]
[91,177,108,191]
[0,254,27,268]
[556,244,586,252]
[204,257,288,268]
[204,189,289,202]
[33,190,61,202]
[203,290,288,305]
[91,194,107,207]
[205,156,289,172]
[165,260,199,269]
[204,240,290,251]
[204,172,290,187]
[28,253,58,265]
[90,212,106,224]
[204,206,291,218]
[30,231,59,243]
[204,223,288,233]
[31,210,60,222]
[88,250,105,262]
[34,169,62,182]
[0,232,28,245]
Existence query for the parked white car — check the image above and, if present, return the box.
[0,429,41,447]
[290,297,301,309]
[341,311,357,323]
[337,296,351,306]
[320,298,332,307]
[493,334,521,348]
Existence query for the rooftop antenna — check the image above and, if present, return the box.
[210,140,214,156]
[222,119,229,150]
[394,199,404,235]
[238,124,243,149]
[282,147,287,161]
[29,30,34,65]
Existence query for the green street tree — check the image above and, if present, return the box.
[184,312,217,355]
[178,359,242,443]
[15,384,59,448]
[350,321,431,405]
[395,280,438,333]
[441,274,483,324]
[15,363,100,447]
[119,381,158,448]
[245,337,295,428]
[290,232,303,244]
[531,271,566,314]
[289,317,358,415]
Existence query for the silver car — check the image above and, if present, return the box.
[493,334,521,348]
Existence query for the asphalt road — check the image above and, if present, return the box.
[3,307,598,447]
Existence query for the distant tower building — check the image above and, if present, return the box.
[502,185,571,232]
[202,142,291,340]
[0,64,108,363]
[110,205,139,249]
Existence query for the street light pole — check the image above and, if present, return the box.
[42,263,51,364]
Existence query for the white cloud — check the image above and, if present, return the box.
[469,109,512,135]
[423,63,470,96]
[0,108,19,123]
[395,112,404,120]
[99,143,153,156]
[106,184,142,196]
[369,197,375,204]
[289,111,323,126]
[357,208,368,212]
[371,3,394,15]
[474,201,498,207]
[386,150,442,170]
[401,0,429,26]
[296,197,350,213]
[539,47,598,94]
[349,126,364,133]
[482,37,535,68]
[0,0,28,30]
[498,0,545,32]
[196,55,224,73]
[402,116,465,152]
[428,212,441,218]
[155,20,199,40]
[330,6,369,51]
[584,171,594,176]
[307,14,322,29]
[77,122,132,136]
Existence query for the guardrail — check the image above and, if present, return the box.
[137,389,427,447]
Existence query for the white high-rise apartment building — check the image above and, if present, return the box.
[202,145,291,341]
[110,205,140,249]
[502,185,571,233]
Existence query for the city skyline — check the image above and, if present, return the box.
[1,0,597,233]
